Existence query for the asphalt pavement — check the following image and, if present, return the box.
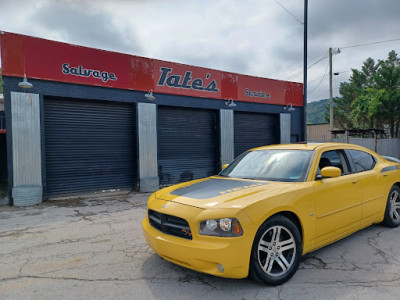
[1,191,400,300]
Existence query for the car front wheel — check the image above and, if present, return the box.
[382,185,400,228]
[250,215,302,285]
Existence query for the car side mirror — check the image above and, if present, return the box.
[320,166,341,178]
[222,163,229,170]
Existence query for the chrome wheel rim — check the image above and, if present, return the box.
[257,225,296,277]
[390,189,400,222]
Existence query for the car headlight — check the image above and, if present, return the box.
[199,218,243,237]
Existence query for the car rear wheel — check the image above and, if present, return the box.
[250,215,302,285]
[382,185,400,228]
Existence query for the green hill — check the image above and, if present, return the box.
[307,99,329,124]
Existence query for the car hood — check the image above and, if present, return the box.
[154,176,290,209]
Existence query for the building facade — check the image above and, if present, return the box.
[0,32,304,206]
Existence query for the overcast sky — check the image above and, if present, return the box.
[0,0,399,102]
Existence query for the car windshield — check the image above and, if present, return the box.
[219,149,313,182]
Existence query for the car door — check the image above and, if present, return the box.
[345,149,386,225]
[312,149,363,247]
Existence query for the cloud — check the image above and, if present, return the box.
[308,0,400,43]
[111,0,294,78]
[1,0,399,102]
[30,0,142,54]
[269,0,400,99]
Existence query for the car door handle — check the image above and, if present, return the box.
[352,180,358,184]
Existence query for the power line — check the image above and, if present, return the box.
[308,73,328,84]
[309,51,329,63]
[307,63,329,94]
[274,0,303,24]
[307,55,328,70]
[299,56,331,84]
[286,38,400,81]
[288,51,327,75]
[340,38,400,49]
[334,64,371,76]
[286,54,328,81]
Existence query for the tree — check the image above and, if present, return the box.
[350,87,384,129]
[334,59,378,129]
[334,51,400,137]
[375,50,400,137]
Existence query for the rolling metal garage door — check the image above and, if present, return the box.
[44,97,137,197]
[158,106,218,185]
[234,112,279,157]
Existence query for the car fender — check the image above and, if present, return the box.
[243,193,315,255]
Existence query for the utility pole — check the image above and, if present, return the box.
[303,0,308,141]
[329,47,333,138]
[329,47,340,139]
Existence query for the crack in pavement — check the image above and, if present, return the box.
[178,273,221,290]
[0,274,228,286]
[367,230,400,266]
[301,256,327,269]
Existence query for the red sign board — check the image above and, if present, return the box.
[0,32,303,106]
[153,60,222,99]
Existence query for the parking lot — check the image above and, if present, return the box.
[1,192,400,300]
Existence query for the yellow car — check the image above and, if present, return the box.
[142,143,400,285]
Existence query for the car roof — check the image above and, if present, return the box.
[250,142,369,152]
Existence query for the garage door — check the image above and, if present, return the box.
[44,97,137,196]
[158,106,218,185]
[234,112,279,157]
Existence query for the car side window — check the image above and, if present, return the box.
[347,150,376,172]
[316,150,349,178]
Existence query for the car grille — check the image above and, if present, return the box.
[148,209,192,240]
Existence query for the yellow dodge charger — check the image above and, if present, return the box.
[142,143,400,285]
